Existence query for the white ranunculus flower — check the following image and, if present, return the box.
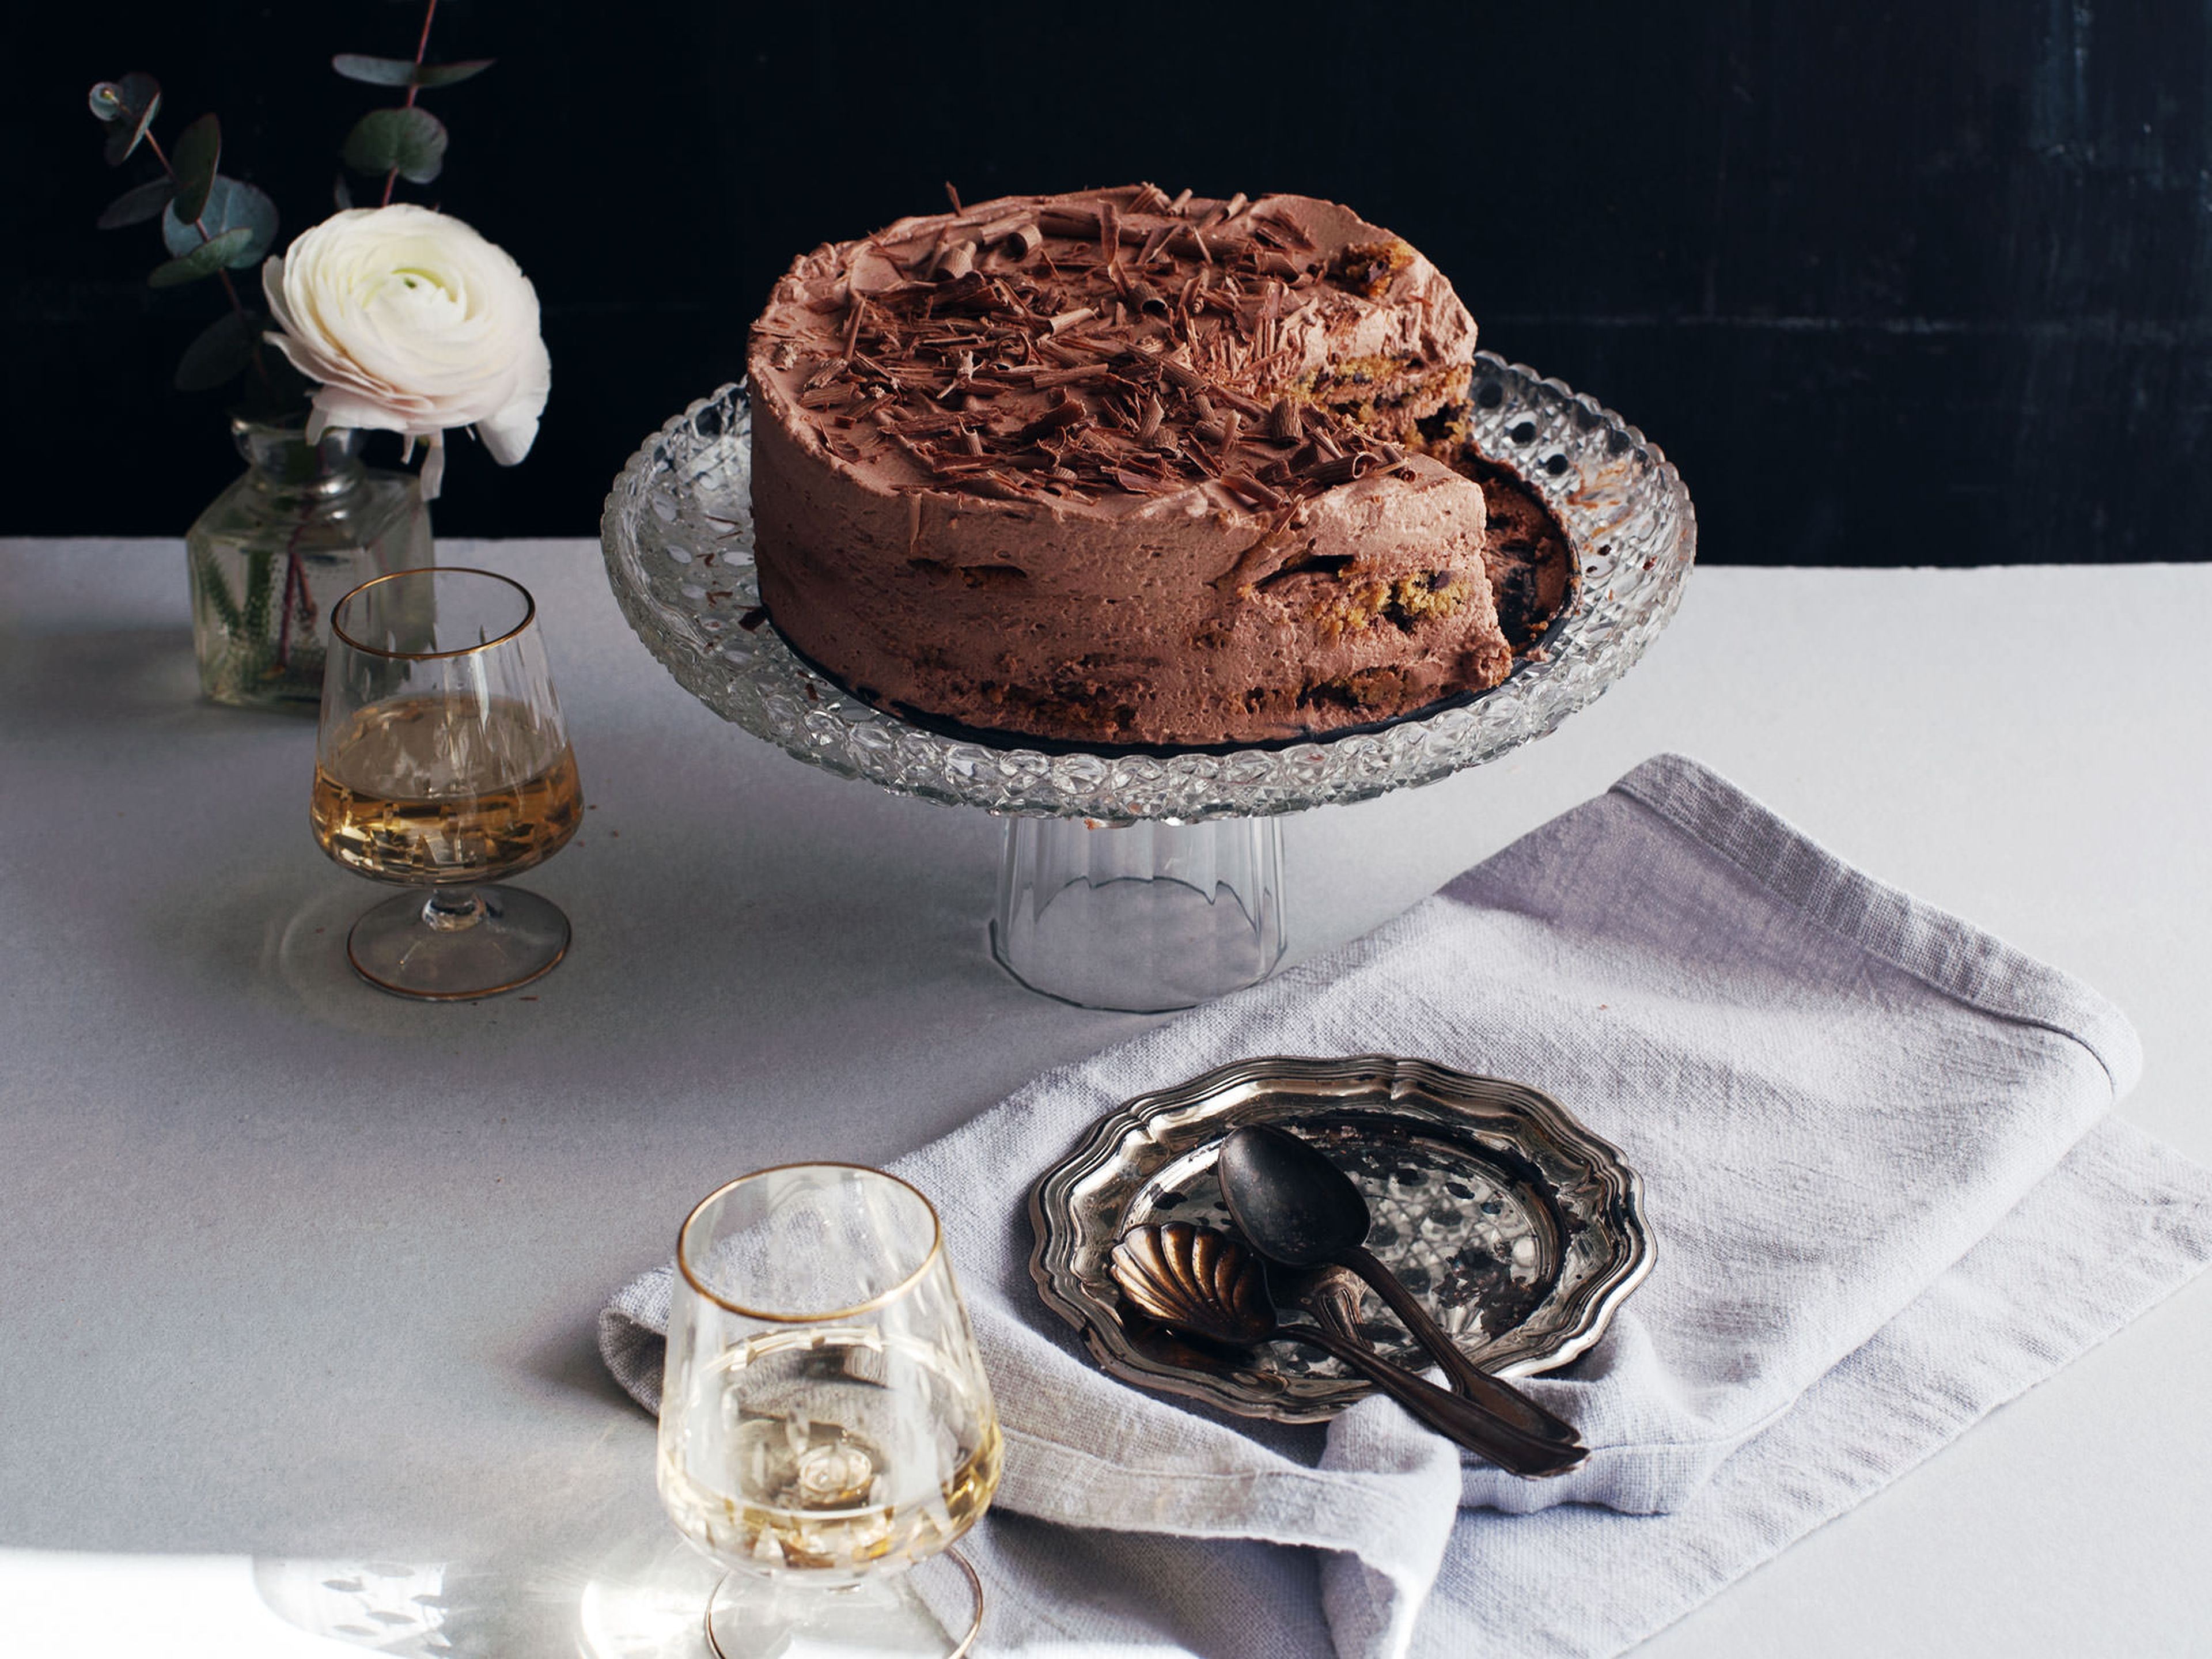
[262,204,550,498]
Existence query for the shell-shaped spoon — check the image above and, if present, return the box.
[1108,1222,1585,1476]
[1109,1220,1273,1344]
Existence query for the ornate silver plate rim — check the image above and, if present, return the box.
[1025,1054,1654,1425]
[599,354,1696,823]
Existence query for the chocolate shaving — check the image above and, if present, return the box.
[1127,182,1171,214]
[1039,207,1101,239]
[1031,363,1115,387]
[842,298,867,359]
[1309,452,1377,486]
[944,180,963,213]
[1128,278,1171,317]
[1014,393,1089,440]
[934,240,976,282]
[1048,306,1097,335]
[1219,471,1283,509]
[1166,187,1194,214]
[1267,399,1304,442]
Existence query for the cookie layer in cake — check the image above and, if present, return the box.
[747,184,1512,745]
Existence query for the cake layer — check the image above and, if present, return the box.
[747,184,1514,745]
[1455,456,1578,652]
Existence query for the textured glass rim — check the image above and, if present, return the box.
[331,566,537,661]
[600,354,1696,821]
[676,1162,945,1324]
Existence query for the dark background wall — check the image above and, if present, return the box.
[11,2,2209,562]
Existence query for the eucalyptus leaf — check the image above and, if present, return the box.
[332,52,494,88]
[174,310,263,391]
[406,56,497,88]
[89,73,159,123]
[93,74,163,165]
[148,227,254,289]
[162,177,279,266]
[96,177,175,230]
[341,106,448,184]
[171,113,222,222]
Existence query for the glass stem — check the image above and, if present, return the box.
[422,887,488,931]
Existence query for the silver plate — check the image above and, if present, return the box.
[599,355,1694,824]
[1027,1055,1653,1423]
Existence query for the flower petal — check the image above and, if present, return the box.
[478,335,551,465]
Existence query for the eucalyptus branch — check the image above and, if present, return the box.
[382,0,441,207]
[142,130,249,323]
[136,120,280,401]
[335,0,488,204]
[88,73,288,400]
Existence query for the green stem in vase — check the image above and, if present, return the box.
[192,547,243,634]
[241,550,276,644]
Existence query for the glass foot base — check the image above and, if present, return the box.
[346,884,570,1001]
[703,1550,983,1659]
[991,817,1286,1013]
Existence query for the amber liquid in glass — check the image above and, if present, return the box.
[312,694,583,884]
[660,1329,1002,1578]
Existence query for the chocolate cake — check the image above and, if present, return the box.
[747,185,1544,747]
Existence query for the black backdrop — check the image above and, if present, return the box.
[11,2,2209,562]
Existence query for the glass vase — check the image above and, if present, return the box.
[187,415,433,711]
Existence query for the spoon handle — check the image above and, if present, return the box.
[1287,1324,1586,1478]
[1342,1245,1585,1451]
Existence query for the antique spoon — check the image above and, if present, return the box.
[1109,1222,1585,1476]
[1216,1123,1585,1456]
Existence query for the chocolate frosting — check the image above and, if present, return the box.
[747,184,1513,745]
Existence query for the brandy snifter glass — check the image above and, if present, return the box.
[313,567,583,999]
[660,1165,999,1659]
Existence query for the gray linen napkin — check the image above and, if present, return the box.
[600,753,2212,1658]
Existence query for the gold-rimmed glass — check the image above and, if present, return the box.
[312,567,583,999]
[659,1164,999,1658]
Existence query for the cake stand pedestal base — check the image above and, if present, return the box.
[990,817,1286,1013]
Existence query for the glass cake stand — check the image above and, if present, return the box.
[600,355,1695,1012]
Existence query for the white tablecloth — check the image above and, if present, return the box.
[2,544,2208,1657]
